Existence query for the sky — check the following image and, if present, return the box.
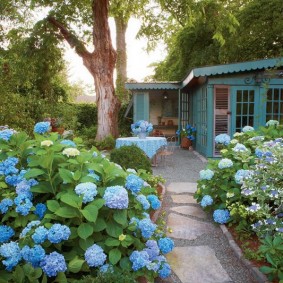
[63,18,166,91]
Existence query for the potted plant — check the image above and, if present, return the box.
[176,124,196,149]
[131,120,153,139]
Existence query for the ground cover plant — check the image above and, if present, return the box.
[195,121,283,282]
[0,123,173,282]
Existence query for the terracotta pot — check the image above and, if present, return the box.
[181,137,192,149]
[52,127,65,135]
[136,276,148,283]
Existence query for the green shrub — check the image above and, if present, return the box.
[94,135,115,150]
[110,145,152,173]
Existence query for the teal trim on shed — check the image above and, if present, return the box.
[133,93,149,122]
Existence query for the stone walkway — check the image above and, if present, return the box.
[153,149,260,283]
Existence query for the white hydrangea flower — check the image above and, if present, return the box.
[233,132,244,137]
[62,148,80,157]
[230,139,238,144]
[41,140,53,147]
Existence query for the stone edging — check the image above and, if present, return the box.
[220,225,270,283]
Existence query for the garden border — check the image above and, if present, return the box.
[192,150,270,283]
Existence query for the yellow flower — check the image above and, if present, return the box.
[233,132,244,137]
[119,234,126,241]
[230,139,238,144]
[41,140,53,147]
[220,149,228,154]
[167,228,173,233]
[226,192,235,198]
[62,148,80,157]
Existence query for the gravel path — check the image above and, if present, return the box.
[153,148,259,283]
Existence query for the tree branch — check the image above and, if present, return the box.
[47,16,91,58]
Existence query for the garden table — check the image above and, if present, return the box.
[115,136,167,166]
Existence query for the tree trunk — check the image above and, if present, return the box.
[114,16,129,103]
[48,0,121,141]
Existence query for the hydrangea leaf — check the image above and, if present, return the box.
[60,193,82,208]
[106,219,123,238]
[81,204,98,222]
[109,248,121,265]
[79,237,95,251]
[119,257,131,271]
[24,168,45,179]
[73,170,82,181]
[113,210,128,226]
[68,257,85,273]
[92,217,107,232]
[78,223,94,240]
[30,183,53,194]
[55,272,67,283]
[47,200,60,212]
[105,237,120,247]
[55,207,79,218]
[58,169,74,183]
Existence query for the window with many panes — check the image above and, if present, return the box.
[235,89,255,132]
[199,87,207,147]
[266,88,283,124]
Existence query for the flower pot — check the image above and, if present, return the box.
[52,127,65,135]
[138,132,147,139]
[181,137,192,149]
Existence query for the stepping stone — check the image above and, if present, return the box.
[166,213,214,240]
[171,195,197,204]
[166,246,232,283]
[171,205,207,219]
[167,182,197,194]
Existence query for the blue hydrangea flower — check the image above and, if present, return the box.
[60,139,76,147]
[144,240,160,260]
[234,169,251,184]
[213,209,230,224]
[0,129,14,141]
[75,182,98,203]
[47,224,71,244]
[138,218,157,239]
[158,237,174,254]
[21,245,45,268]
[34,203,47,219]
[103,186,129,209]
[0,241,22,271]
[0,157,19,176]
[32,226,48,244]
[232,143,248,152]
[16,180,33,199]
[129,250,150,271]
[242,126,254,133]
[136,194,150,210]
[125,174,144,194]
[20,220,41,238]
[34,122,50,134]
[85,244,106,267]
[215,134,231,145]
[200,195,213,208]
[5,169,26,186]
[218,158,233,169]
[0,225,15,243]
[99,264,114,273]
[14,195,33,216]
[199,169,214,180]
[40,251,67,277]
[158,262,171,278]
[88,170,100,181]
[147,195,161,210]
[0,198,13,214]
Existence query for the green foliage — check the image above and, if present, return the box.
[110,145,152,174]
[73,271,136,283]
[259,236,283,281]
[0,126,171,281]
[76,104,98,130]
[94,135,115,151]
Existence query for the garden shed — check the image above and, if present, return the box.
[125,57,283,158]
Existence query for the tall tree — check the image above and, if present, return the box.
[1,0,120,140]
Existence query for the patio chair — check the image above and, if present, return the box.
[157,135,177,166]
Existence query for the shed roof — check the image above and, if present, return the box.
[182,57,283,87]
[125,82,180,90]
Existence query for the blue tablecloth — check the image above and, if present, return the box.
[115,137,167,159]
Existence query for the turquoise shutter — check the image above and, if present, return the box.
[133,92,149,122]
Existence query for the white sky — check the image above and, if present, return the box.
[64,18,166,90]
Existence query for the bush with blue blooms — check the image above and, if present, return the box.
[0,122,173,282]
[195,121,283,281]
[176,124,196,141]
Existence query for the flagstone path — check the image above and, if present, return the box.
[153,149,263,283]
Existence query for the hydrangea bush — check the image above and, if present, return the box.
[0,123,173,282]
[194,121,283,281]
